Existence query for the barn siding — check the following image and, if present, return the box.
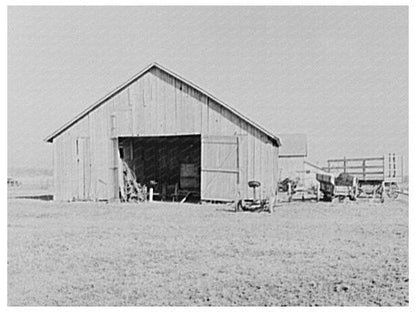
[52,66,279,201]
[89,103,112,200]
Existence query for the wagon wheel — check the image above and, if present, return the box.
[236,199,245,212]
[357,187,363,198]
[323,194,333,202]
[387,183,399,199]
[349,186,358,201]
[379,186,385,203]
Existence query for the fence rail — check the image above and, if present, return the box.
[326,154,402,183]
[327,157,385,181]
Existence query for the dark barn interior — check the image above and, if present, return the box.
[118,135,201,201]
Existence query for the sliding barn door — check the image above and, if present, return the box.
[201,135,239,201]
[75,137,91,200]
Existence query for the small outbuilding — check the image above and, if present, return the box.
[45,63,281,202]
[278,133,308,184]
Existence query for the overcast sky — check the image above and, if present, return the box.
[8,6,408,172]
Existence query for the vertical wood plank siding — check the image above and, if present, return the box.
[53,67,279,201]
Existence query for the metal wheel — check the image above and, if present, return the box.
[236,199,244,212]
[349,186,357,201]
[323,194,333,202]
[387,183,399,199]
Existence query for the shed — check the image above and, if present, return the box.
[278,133,307,184]
[45,63,281,202]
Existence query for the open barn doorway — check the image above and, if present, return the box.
[118,135,201,202]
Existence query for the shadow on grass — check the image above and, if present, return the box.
[14,194,53,201]
[215,206,236,213]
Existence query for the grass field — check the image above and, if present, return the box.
[7,198,408,306]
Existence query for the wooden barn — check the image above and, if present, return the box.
[45,63,281,202]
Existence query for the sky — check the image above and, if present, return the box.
[8,6,408,172]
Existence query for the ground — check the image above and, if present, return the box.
[8,197,408,306]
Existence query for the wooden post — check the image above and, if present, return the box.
[110,114,120,202]
[236,136,240,185]
[271,185,278,212]
[235,190,241,212]
[316,181,320,202]
[267,188,273,214]
[363,160,366,181]
[388,153,391,178]
[380,182,385,203]
[149,187,154,202]
[343,157,346,173]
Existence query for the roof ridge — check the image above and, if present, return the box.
[45,62,280,145]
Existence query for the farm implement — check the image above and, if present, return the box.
[316,172,359,202]
[318,154,403,202]
[235,181,272,213]
[279,177,319,202]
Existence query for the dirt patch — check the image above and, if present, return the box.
[7,199,408,306]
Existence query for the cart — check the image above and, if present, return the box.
[325,154,402,202]
[316,172,358,202]
[278,177,319,202]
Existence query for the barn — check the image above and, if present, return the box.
[45,63,281,202]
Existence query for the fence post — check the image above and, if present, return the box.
[363,159,366,180]
[343,157,346,173]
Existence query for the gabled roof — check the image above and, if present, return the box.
[44,62,281,145]
[278,133,307,157]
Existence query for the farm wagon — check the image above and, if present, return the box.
[325,154,403,201]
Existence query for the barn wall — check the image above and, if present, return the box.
[53,67,279,201]
[53,116,91,201]
[89,102,114,200]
